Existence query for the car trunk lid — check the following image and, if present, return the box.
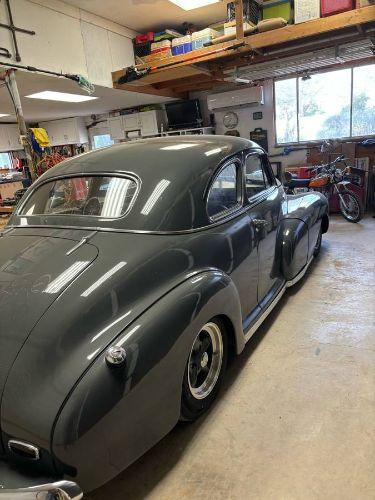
[0,229,98,454]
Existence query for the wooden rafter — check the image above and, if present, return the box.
[112,7,375,98]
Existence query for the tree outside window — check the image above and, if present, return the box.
[274,64,375,144]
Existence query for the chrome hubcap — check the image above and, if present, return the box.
[188,322,223,400]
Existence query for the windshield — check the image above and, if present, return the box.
[20,176,138,219]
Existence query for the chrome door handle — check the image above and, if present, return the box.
[252,219,269,229]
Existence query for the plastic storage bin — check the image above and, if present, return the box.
[133,40,151,58]
[321,0,354,16]
[191,28,219,50]
[172,35,192,56]
[262,0,293,22]
[151,40,172,59]
[294,0,320,23]
[135,32,154,44]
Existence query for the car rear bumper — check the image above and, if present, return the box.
[0,480,83,499]
[0,459,82,499]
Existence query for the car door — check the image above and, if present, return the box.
[244,151,284,308]
[205,159,259,322]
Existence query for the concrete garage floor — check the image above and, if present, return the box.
[86,215,373,499]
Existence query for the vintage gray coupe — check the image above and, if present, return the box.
[0,136,328,498]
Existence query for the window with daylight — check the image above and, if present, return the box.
[93,134,114,149]
[0,152,12,169]
[274,64,375,144]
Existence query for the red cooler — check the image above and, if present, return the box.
[321,0,354,16]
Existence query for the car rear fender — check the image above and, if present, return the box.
[278,218,309,281]
[52,269,243,492]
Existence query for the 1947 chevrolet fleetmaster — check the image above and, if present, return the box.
[0,136,328,498]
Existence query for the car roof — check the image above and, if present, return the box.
[41,135,260,181]
[18,136,264,233]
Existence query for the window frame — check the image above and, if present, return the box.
[206,158,243,222]
[273,64,375,146]
[244,151,276,204]
[16,172,141,220]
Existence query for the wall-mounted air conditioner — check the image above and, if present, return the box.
[207,87,263,111]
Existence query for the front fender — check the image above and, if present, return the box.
[52,270,242,491]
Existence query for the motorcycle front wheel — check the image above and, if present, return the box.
[338,190,364,223]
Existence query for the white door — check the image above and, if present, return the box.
[140,111,158,137]
[123,113,140,131]
[108,117,125,140]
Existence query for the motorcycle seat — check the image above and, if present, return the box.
[284,178,310,189]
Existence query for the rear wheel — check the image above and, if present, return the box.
[339,190,363,223]
[181,318,227,421]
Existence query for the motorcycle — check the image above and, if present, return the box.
[283,155,364,223]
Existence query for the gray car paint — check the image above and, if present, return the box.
[0,136,329,492]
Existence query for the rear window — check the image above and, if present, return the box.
[20,176,137,218]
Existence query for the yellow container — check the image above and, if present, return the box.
[262,0,292,22]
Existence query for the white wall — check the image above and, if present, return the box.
[0,0,136,87]
[193,80,307,169]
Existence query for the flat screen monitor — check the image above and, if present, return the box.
[165,99,203,130]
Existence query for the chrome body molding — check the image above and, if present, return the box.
[0,480,83,499]
[7,440,40,461]
[244,285,287,343]
[244,255,315,343]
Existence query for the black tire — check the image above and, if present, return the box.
[180,318,228,422]
[339,190,364,223]
[313,226,322,257]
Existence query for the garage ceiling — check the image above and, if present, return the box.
[0,70,173,123]
[64,0,227,32]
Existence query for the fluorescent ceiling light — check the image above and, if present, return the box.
[169,0,219,11]
[25,91,98,103]
[161,143,199,151]
[0,114,10,117]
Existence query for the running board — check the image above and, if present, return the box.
[243,255,314,343]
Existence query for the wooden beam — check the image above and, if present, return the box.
[235,0,244,40]
[215,30,372,70]
[111,7,375,97]
[113,82,186,99]
[154,73,223,90]
[128,7,375,72]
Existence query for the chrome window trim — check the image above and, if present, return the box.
[206,157,243,223]
[244,151,273,203]
[16,172,141,221]
[5,188,279,236]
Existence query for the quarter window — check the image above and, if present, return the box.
[207,162,239,219]
[245,155,271,200]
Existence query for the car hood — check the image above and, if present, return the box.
[0,228,98,455]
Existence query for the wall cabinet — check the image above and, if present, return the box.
[39,117,88,146]
[0,125,23,152]
[108,116,125,140]
[108,110,165,140]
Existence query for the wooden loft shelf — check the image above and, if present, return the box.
[112,7,375,98]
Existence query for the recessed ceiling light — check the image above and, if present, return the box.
[169,0,219,11]
[0,114,10,117]
[25,91,98,103]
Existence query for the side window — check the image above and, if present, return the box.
[245,154,271,200]
[207,162,239,219]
